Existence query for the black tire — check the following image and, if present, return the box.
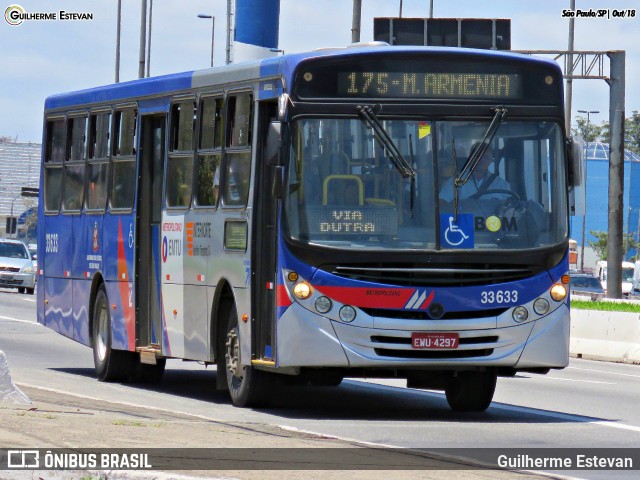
[18,287,25,294]
[445,370,497,412]
[26,287,34,295]
[92,284,137,382]
[224,303,272,407]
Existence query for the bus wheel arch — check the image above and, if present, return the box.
[90,280,136,382]
[211,279,272,407]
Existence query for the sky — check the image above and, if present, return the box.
[1,0,638,143]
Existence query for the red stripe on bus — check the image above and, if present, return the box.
[276,285,292,307]
[314,286,414,309]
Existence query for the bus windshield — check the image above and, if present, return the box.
[285,118,567,251]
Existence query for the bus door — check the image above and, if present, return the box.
[252,102,279,363]
[136,114,166,352]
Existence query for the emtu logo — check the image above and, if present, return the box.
[5,4,25,25]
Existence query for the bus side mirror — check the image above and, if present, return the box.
[567,136,586,217]
[266,121,282,166]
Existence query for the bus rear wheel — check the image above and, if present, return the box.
[445,370,497,412]
[224,304,272,408]
[92,285,137,382]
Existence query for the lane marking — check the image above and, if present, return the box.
[491,402,640,434]
[568,365,640,380]
[21,297,37,303]
[353,380,640,434]
[0,315,39,325]
[520,375,616,385]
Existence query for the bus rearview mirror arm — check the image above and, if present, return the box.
[266,121,282,167]
[272,166,284,198]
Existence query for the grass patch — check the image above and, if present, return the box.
[572,299,640,312]
[112,419,146,427]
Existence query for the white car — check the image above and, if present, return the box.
[0,238,36,294]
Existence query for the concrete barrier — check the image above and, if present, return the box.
[570,304,640,365]
[0,350,31,404]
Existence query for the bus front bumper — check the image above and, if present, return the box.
[276,303,569,370]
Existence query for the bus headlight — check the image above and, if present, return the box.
[314,296,332,314]
[293,281,313,300]
[533,298,550,315]
[339,305,357,323]
[512,306,529,323]
[550,284,567,302]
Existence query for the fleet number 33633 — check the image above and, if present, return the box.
[480,289,518,304]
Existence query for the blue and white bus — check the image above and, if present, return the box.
[38,45,576,411]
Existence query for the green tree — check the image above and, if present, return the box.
[600,121,610,145]
[626,111,640,155]
[572,116,603,142]
[587,229,639,261]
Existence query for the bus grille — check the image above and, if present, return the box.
[328,264,537,287]
[360,307,508,320]
[374,348,494,359]
[371,335,498,359]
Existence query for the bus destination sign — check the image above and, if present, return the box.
[337,72,521,100]
[306,206,398,236]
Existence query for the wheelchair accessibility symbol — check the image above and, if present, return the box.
[440,214,474,248]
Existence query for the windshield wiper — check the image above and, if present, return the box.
[357,105,415,179]
[452,106,507,216]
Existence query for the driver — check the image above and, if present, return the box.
[440,143,511,202]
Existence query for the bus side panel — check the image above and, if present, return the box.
[182,212,215,361]
[43,214,73,278]
[72,279,92,346]
[161,283,183,358]
[42,276,74,339]
[71,215,104,345]
[102,214,136,351]
[103,279,133,351]
[42,214,74,337]
[72,215,104,279]
[183,285,209,361]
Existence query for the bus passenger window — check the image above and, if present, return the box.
[228,93,252,147]
[199,97,224,150]
[167,100,196,208]
[88,112,111,160]
[86,112,110,211]
[44,118,65,212]
[62,115,88,212]
[196,96,224,207]
[222,93,253,208]
[223,152,251,207]
[114,109,137,157]
[63,164,85,211]
[66,116,87,162]
[110,160,136,209]
[195,154,220,206]
[166,156,194,207]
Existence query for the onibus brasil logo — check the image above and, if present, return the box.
[5,4,94,26]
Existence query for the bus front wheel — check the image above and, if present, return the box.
[445,370,497,412]
[224,304,272,408]
[92,285,137,382]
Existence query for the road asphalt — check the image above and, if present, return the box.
[0,382,563,480]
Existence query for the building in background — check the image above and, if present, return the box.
[570,142,640,271]
[0,140,41,239]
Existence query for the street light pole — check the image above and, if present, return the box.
[577,109,599,271]
[9,192,21,239]
[198,14,215,67]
